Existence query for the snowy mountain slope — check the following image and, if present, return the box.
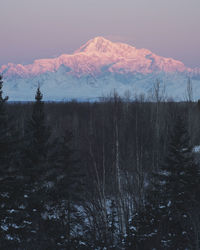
[1,37,200,101]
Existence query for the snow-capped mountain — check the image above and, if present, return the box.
[1,36,200,101]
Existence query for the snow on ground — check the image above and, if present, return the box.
[193,145,200,153]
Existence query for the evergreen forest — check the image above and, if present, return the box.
[0,75,200,249]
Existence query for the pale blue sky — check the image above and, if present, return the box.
[1,0,200,67]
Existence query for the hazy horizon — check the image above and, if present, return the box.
[1,0,200,68]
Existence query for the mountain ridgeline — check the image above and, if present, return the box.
[1,37,200,101]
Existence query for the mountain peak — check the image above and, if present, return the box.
[1,36,198,80]
[1,36,200,101]
[74,36,117,54]
[91,36,110,43]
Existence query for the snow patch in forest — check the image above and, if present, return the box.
[193,145,200,153]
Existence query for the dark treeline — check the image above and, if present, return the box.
[1,74,200,249]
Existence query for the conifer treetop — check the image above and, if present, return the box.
[0,75,8,103]
[35,87,43,102]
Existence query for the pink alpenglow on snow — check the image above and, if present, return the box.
[1,37,200,102]
[1,37,196,79]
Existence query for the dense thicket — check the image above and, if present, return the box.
[1,76,200,249]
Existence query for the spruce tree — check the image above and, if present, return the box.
[0,75,9,166]
[24,87,50,169]
[126,115,200,249]
[23,87,51,188]
[45,130,85,247]
[0,74,12,246]
[0,75,23,247]
[125,204,158,250]
[20,87,51,246]
[150,115,200,249]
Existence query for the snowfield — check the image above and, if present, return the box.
[1,37,200,101]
